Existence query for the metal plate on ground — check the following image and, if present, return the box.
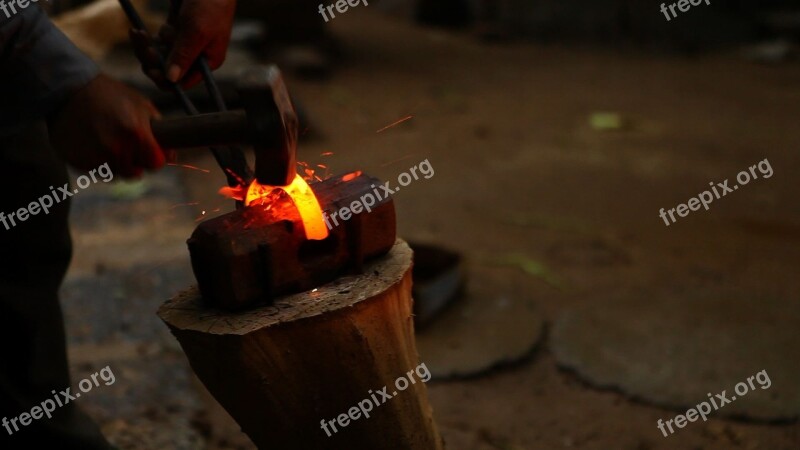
[415,279,544,379]
[551,290,800,421]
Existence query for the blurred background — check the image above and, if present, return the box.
[51,0,799,449]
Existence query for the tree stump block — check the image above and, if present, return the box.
[158,240,444,450]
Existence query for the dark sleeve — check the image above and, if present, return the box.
[0,5,99,135]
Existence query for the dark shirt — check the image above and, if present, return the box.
[0,5,99,136]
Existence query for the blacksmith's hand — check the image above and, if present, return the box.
[130,0,236,89]
[49,74,166,178]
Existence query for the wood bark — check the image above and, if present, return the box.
[159,240,444,450]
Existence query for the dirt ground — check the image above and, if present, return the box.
[65,7,800,450]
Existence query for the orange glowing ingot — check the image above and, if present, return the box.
[245,174,328,240]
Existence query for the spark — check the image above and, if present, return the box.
[321,152,334,156]
[169,202,200,210]
[218,185,247,201]
[342,171,362,182]
[224,168,248,187]
[376,115,413,133]
[317,164,328,169]
[167,163,210,173]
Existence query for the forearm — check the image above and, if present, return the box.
[0,5,99,135]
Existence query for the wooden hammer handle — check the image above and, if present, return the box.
[151,110,249,149]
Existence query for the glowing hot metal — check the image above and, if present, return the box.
[220,175,329,241]
[196,171,396,309]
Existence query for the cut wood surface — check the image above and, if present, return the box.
[159,239,444,450]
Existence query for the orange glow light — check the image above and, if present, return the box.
[376,115,413,133]
[244,174,329,240]
[342,171,362,182]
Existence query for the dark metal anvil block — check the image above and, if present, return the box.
[187,173,396,310]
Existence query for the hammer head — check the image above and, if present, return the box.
[237,66,298,186]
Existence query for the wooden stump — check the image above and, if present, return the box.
[158,240,444,450]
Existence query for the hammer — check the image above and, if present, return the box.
[150,66,298,187]
[116,0,295,187]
